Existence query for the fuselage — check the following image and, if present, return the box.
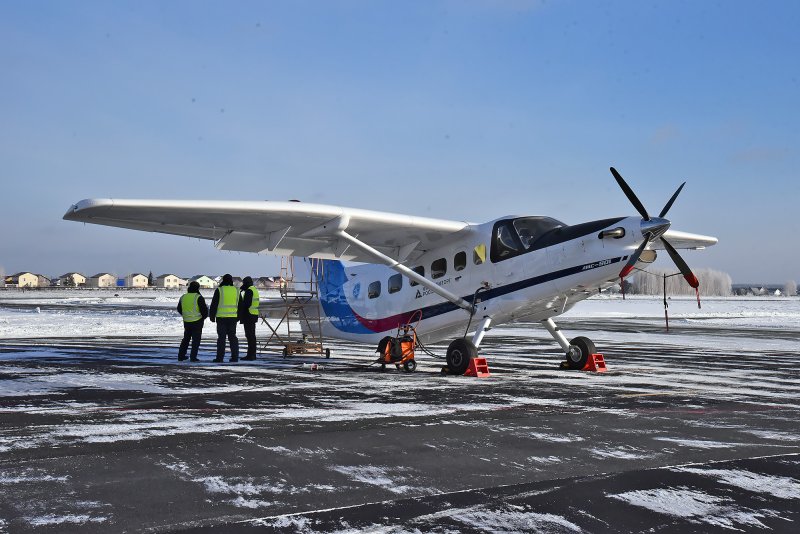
[306,215,646,345]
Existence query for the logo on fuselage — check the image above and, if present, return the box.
[414,278,451,298]
[352,282,361,299]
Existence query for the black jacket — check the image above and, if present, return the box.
[238,284,258,324]
[176,292,208,323]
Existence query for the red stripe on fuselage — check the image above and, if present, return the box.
[351,308,422,333]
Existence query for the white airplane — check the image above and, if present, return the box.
[64,168,717,373]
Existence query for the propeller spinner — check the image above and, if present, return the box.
[611,167,700,305]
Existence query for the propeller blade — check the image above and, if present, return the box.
[611,167,650,220]
[619,234,651,279]
[661,237,699,288]
[659,181,686,218]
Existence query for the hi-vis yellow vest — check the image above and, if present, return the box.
[216,286,239,318]
[247,287,260,316]
[181,293,202,322]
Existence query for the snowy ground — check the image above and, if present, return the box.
[1,292,799,532]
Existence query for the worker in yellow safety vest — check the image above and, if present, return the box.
[238,276,260,361]
[209,273,239,362]
[176,281,208,361]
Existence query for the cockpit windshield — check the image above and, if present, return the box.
[512,217,565,249]
[491,216,566,262]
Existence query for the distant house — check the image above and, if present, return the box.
[190,275,217,289]
[255,276,283,289]
[5,272,39,288]
[156,274,187,289]
[125,273,149,288]
[37,274,51,287]
[211,275,247,287]
[87,273,117,288]
[58,272,87,287]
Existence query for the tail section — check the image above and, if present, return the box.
[290,258,371,336]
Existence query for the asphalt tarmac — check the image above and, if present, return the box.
[1,318,799,533]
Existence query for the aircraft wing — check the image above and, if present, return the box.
[63,199,472,263]
[649,229,718,250]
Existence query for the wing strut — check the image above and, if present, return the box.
[336,230,474,313]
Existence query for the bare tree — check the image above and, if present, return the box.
[785,280,798,297]
[632,268,732,296]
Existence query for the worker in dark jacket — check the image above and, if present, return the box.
[177,281,208,361]
[238,276,260,361]
[209,273,239,362]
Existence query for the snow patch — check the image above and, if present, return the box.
[608,487,771,530]
[197,475,286,495]
[674,467,800,500]
[330,465,417,495]
[655,437,738,449]
[25,514,108,526]
[588,446,652,460]
[453,504,582,532]
[744,429,800,442]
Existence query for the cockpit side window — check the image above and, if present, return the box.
[491,220,523,262]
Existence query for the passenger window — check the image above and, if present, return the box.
[454,251,467,271]
[473,244,486,265]
[431,258,447,279]
[409,266,424,286]
[388,273,402,294]
[368,281,381,299]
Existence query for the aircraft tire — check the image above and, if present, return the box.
[566,336,595,370]
[403,359,417,373]
[446,338,477,375]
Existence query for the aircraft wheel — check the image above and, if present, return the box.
[325,348,331,358]
[282,347,288,358]
[446,338,477,375]
[403,359,417,373]
[566,336,595,370]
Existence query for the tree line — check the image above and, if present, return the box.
[631,268,733,296]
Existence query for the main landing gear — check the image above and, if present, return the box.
[445,316,492,375]
[541,317,596,370]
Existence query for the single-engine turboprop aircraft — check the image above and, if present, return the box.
[64,168,717,373]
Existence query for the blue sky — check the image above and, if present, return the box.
[1,0,797,283]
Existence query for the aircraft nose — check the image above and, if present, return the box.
[641,217,671,240]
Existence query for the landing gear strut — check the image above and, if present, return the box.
[541,317,596,370]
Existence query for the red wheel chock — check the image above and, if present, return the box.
[464,357,491,377]
[582,353,607,373]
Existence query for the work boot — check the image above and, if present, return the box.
[229,357,239,363]
[213,357,224,363]
[243,355,256,361]
[190,358,200,362]
[178,356,186,361]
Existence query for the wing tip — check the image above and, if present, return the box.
[63,198,114,221]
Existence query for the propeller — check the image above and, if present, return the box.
[611,167,701,306]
